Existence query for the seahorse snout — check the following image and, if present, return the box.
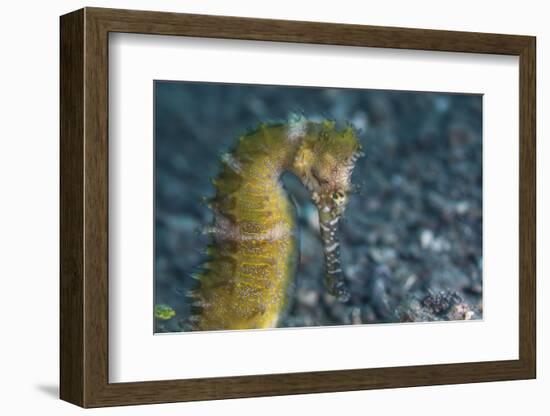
[318,209,350,302]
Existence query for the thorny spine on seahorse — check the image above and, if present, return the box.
[187,115,364,331]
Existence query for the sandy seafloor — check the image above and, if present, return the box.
[153,81,483,332]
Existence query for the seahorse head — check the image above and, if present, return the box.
[292,120,363,301]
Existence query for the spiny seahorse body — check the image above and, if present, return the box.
[188,117,362,331]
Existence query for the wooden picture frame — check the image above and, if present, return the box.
[60,7,536,408]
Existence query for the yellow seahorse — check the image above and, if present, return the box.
[188,116,363,331]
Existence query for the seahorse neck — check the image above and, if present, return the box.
[233,124,306,184]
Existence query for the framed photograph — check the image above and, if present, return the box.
[60,7,536,407]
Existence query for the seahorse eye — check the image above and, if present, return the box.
[331,191,346,205]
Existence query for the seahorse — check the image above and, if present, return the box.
[187,116,363,331]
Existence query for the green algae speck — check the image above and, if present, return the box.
[154,304,176,320]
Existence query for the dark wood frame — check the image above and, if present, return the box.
[60,7,536,408]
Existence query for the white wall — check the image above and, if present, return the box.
[0,0,546,414]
